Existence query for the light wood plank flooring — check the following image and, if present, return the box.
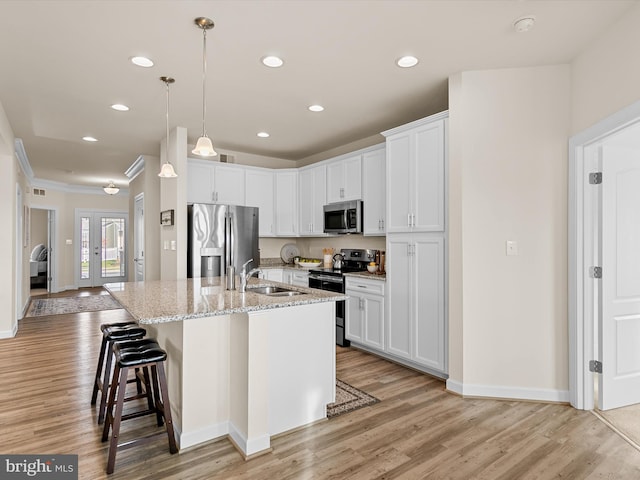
[2,289,640,479]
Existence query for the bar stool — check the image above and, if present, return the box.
[102,338,177,474]
[91,323,146,424]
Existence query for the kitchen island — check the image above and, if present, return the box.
[105,277,345,458]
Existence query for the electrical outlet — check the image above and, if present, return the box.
[506,240,518,256]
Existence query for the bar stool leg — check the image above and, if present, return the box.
[98,339,115,424]
[105,365,129,475]
[155,362,178,454]
[91,336,109,405]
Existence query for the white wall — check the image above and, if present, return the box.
[0,100,17,337]
[448,65,571,401]
[571,3,640,135]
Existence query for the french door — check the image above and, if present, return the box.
[77,210,128,287]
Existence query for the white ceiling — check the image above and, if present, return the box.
[0,0,636,188]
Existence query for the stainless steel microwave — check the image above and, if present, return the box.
[323,200,363,234]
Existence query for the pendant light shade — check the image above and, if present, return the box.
[159,76,178,178]
[192,17,217,157]
[158,162,177,178]
[103,181,119,195]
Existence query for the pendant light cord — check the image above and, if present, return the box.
[166,80,170,157]
[201,28,207,137]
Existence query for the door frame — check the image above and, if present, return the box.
[569,99,640,410]
[134,193,144,281]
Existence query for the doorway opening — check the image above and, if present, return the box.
[29,207,57,297]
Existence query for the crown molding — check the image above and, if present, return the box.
[125,155,146,180]
[14,138,34,179]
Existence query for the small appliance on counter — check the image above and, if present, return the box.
[308,248,378,347]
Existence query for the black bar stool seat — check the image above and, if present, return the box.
[102,338,177,474]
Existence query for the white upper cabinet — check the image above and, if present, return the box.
[245,168,275,237]
[275,170,298,236]
[362,146,386,235]
[187,159,245,205]
[383,112,446,233]
[326,154,362,204]
[214,163,245,205]
[299,164,326,236]
[187,161,215,204]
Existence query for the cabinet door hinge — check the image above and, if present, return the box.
[589,360,602,373]
[589,266,602,279]
[589,172,602,185]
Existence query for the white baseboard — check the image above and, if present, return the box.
[0,322,18,339]
[176,421,229,450]
[446,378,569,403]
[228,421,271,456]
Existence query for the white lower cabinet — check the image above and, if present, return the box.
[386,233,446,375]
[345,276,385,351]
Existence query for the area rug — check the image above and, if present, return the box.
[327,379,379,418]
[25,295,122,317]
[596,404,640,451]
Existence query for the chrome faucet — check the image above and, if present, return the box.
[239,258,261,293]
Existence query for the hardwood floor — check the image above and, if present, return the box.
[2,289,640,479]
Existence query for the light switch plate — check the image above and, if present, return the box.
[506,240,518,256]
[170,240,176,251]
[65,239,73,245]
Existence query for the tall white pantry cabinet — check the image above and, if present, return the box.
[382,111,448,377]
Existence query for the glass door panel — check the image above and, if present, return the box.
[77,210,128,287]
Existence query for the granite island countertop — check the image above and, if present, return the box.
[105,277,347,325]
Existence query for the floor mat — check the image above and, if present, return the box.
[327,379,379,418]
[25,295,122,317]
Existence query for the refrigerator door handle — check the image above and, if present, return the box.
[227,211,234,272]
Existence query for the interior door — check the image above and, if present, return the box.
[78,210,128,288]
[599,145,640,410]
[134,195,144,281]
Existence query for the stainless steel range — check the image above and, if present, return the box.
[308,248,378,347]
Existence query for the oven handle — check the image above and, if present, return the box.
[308,274,343,284]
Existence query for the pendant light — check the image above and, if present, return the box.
[192,17,217,157]
[158,76,178,178]
[103,181,119,195]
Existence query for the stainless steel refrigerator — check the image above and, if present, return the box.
[187,203,259,278]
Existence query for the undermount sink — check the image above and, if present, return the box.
[247,285,305,297]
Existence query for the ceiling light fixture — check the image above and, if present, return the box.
[158,76,178,178]
[111,104,129,111]
[257,132,270,138]
[262,55,284,68]
[396,55,419,68]
[103,181,120,195]
[82,136,98,142]
[130,56,154,68]
[513,16,536,33]
[192,17,217,157]
[308,105,324,112]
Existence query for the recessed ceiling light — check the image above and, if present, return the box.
[262,56,284,68]
[111,104,129,111]
[396,55,419,68]
[257,132,270,138]
[308,105,324,112]
[82,136,98,142]
[513,16,536,33]
[130,56,154,68]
